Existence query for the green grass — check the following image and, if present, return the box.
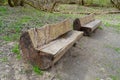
[0,51,3,55]
[2,33,20,42]
[33,65,43,75]
[96,78,100,80]
[110,75,118,80]
[106,45,120,54]
[114,48,120,54]
[98,26,103,30]
[0,57,8,62]
[0,6,7,15]
[1,16,32,41]
[11,44,21,60]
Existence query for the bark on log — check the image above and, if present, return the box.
[20,32,53,70]
[73,18,81,31]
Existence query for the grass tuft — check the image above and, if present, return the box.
[33,65,43,75]
[110,75,117,80]
[11,44,21,60]
[0,57,8,62]
[0,51,3,55]
[0,7,7,15]
[114,48,120,54]
[98,26,103,30]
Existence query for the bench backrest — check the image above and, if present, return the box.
[28,19,72,48]
[79,14,95,26]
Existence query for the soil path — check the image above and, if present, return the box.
[51,27,120,80]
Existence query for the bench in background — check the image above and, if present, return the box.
[73,14,102,36]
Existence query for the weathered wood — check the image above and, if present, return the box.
[73,14,102,36]
[28,19,72,48]
[79,14,95,26]
[19,32,53,69]
[20,19,82,70]
[38,31,83,63]
[73,18,81,31]
[20,30,83,69]
[82,19,102,31]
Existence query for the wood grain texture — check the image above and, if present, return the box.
[28,19,72,49]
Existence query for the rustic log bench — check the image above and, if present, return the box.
[20,19,83,70]
[73,14,102,36]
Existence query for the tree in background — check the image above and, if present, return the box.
[110,0,120,10]
[8,0,24,7]
[8,0,59,12]
[81,0,85,5]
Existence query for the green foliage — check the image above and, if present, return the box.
[11,44,21,60]
[1,16,32,42]
[2,33,20,42]
[110,75,117,80]
[85,0,111,6]
[106,45,120,54]
[0,7,7,14]
[98,26,103,30]
[104,22,120,32]
[96,78,100,80]
[114,48,120,54]
[0,51,3,54]
[0,57,8,62]
[32,65,43,75]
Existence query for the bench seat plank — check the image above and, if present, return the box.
[82,19,102,31]
[37,30,83,63]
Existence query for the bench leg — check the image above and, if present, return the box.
[83,29,91,36]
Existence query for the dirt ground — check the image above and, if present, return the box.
[0,24,120,80]
[0,5,120,80]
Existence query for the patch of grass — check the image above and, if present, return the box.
[96,78,100,80]
[103,20,120,32]
[110,75,117,80]
[0,20,3,26]
[114,48,120,54]
[33,65,43,75]
[0,7,7,15]
[0,51,3,55]
[1,16,32,42]
[98,26,103,30]
[2,33,20,42]
[11,44,21,60]
[104,22,112,27]
[0,57,8,62]
[106,45,120,54]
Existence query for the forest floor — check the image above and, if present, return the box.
[0,4,120,80]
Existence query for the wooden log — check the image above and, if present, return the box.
[19,32,53,69]
[73,18,81,31]
[20,30,83,69]
[20,19,77,70]
[73,14,102,36]
[37,31,83,64]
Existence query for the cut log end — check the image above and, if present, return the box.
[19,32,53,70]
[73,18,81,31]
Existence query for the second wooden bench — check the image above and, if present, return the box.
[73,14,102,36]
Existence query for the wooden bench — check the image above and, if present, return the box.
[73,14,102,36]
[20,19,83,69]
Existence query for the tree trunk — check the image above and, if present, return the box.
[110,0,120,10]
[81,0,85,5]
